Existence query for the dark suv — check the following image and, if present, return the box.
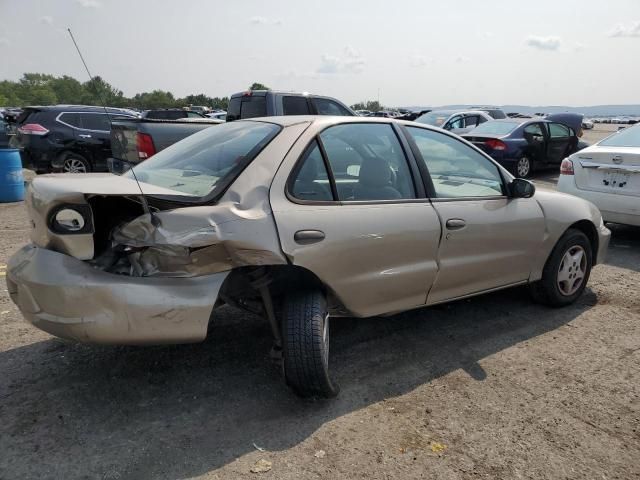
[11,105,136,173]
[226,90,355,122]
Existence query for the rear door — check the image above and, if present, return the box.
[270,121,441,317]
[545,122,572,164]
[311,98,354,116]
[282,96,312,116]
[403,126,545,304]
[522,122,546,164]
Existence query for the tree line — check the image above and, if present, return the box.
[0,74,275,111]
[0,73,386,113]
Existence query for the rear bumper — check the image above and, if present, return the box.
[6,245,229,345]
[558,175,640,227]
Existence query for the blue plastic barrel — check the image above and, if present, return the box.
[0,149,25,202]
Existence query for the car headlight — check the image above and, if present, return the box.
[49,205,93,234]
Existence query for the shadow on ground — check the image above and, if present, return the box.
[0,286,598,479]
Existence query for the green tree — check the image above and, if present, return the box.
[249,82,269,91]
[132,90,176,109]
[351,100,383,112]
[50,76,86,104]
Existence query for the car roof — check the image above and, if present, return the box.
[25,105,131,112]
[240,115,459,131]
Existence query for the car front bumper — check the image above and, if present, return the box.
[6,245,229,345]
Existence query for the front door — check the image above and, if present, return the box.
[403,125,546,304]
[270,122,442,317]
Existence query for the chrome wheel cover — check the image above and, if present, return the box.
[557,245,587,296]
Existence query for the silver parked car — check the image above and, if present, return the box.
[7,116,610,397]
[415,109,494,135]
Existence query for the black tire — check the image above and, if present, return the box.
[512,156,532,178]
[61,152,91,173]
[529,228,592,307]
[282,290,339,398]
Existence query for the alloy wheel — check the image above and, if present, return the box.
[557,245,587,296]
[63,158,87,173]
[517,157,531,178]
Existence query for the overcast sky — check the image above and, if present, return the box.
[1,0,639,107]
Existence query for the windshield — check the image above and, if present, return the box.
[126,121,281,198]
[599,124,640,147]
[469,121,519,136]
[415,111,453,126]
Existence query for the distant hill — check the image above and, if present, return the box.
[401,104,640,117]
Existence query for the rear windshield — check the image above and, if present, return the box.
[126,121,281,198]
[599,124,640,147]
[469,121,519,135]
[415,111,452,126]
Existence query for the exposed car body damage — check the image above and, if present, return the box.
[7,116,609,354]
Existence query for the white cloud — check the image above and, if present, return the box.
[0,37,9,47]
[480,31,495,39]
[525,35,562,51]
[316,46,365,74]
[249,16,283,26]
[75,0,101,8]
[608,21,640,38]
[455,55,470,63]
[39,16,53,25]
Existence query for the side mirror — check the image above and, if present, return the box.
[509,178,535,198]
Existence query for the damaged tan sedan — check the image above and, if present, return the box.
[7,116,610,397]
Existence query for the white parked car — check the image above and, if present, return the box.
[415,110,494,135]
[558,123,640,226]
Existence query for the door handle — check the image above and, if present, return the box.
[294,230,325,245]
[445,219,466,230]
[78,134,92,138]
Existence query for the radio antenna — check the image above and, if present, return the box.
[67,28,153,219]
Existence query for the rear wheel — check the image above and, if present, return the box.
[530,229,592,307]
[62,153,91,173]
[513,156,532,178]
[282,290,339,398]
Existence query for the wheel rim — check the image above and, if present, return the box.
[64,158,87,173]
[517,157,530,177]
[557,245,587,296]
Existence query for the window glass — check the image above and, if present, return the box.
[128,121,280,197]
[80,113,111,131]
[599,124,640,147]
[548,123,569,138]
[187,111,203,118]
[289,141,333,201]
[478,116,488,124]
[447,116,465,130]
[469,121,519,135]
[240,97,267,119]
[464,116,479,128]
[313,98,351,116]
[283,96,310,115]
[319,123,415,201]
[524,123,543,136]
[59,112,82,128]
[407,126,504,198]
[227,98,241,121]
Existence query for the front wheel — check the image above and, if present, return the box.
[530,228,592,307]
[282,290,339,398]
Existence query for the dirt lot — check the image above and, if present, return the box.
[1,125,639,480]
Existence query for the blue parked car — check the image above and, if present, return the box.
[462,118,581,178]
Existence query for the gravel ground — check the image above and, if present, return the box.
[1,126,638,480]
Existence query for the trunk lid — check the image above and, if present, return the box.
[573,147,640,196]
